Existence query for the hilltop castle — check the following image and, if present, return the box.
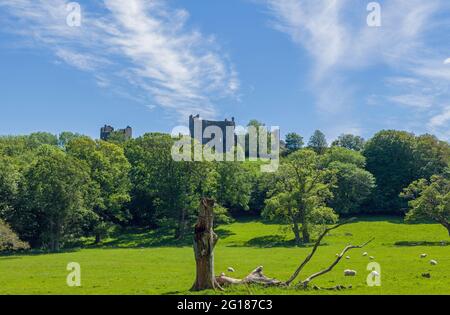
[189,114,236,152]
[100,125,132,141]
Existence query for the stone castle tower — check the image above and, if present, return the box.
[100,125,132,141]
[189,114,236,152]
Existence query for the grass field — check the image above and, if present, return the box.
[0,216,449,295]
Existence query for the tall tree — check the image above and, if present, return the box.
[332,134,365,151]
[285,133,304,155]
[66,137,131,243]
[12,146,95,250]
[263,149,338,245]
[323,148,375,214]
[363,130,417,212]
[308,130,328,155]
[125,133,213,239]
[364,130,449,212]
[401,170,450,236]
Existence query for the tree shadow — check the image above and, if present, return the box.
[0,248,81,258]
[96,226,236,249]
[394,240,449,247]
[227,235,329,248]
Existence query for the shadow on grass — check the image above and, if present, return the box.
[394,240,449,247]
[94,226,236,249]
[0,248,81,258]
[227,234,329,248]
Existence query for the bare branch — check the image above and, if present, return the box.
[299,238,374,288]
[216,266,283,287]
[284,217,357,286]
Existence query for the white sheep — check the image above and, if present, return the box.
[227,267,235,272]
[430,260,438,266]
[346,256,351,260]
[344,269,357,276]
[420,253,427,258]
[369,256,375,260]
[362,252,368,256]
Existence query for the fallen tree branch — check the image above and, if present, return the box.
[216,266,283,287]
[284,217,357,286]
[298,238,374,288]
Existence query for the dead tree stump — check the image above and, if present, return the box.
[191,198,222,291]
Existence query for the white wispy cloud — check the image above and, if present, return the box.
[0,0,239,120]
[264,0,450,140]
[429,106,450,128]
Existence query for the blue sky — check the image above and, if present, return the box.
[0,0,450,142]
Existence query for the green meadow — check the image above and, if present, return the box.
[1,216,449,295]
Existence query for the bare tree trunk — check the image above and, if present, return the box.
[292,222,301,246]
[299,211,310,243]
[95,233,101,244]
[191,198,222,291]
[288,207,301,246]
[176,208,187,240]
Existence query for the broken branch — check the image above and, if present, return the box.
[284,217,357,286]
[299,238,374,288]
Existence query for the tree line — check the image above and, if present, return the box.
[0,124,449,251]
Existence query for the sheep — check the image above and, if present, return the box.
[420,253,427,258]
[430,260,438,266]
[346,256,351,260]
[227,267,235,272]
[369,256,375,260]
[344,269,357,276]
[362,252,368,256]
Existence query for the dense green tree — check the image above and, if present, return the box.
[27,132,58,148]
[66,138,131,243]
[323,147,375,214]
[401,170,450,236]
[332,134,365,151]
[58,131,84,148]
[214,162,252,212]
[10,146,96,250]
[263,149,338,245]
[414,134,450,179]
[0,219,29,251]
[125,133,214,239]
[0,157,19,219]
[363,130,418,212]
[285,133,304,155]
[308,130,328,155]
[364,131,450,212]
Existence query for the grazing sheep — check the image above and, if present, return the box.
[362,252,368,256]
[369,256,375,260]
[344,269,357,276]
[346,256,351,260]
[336,253,339,257]
[430,260,438,266]
[420,254,427,258]
[227,267,235,272]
